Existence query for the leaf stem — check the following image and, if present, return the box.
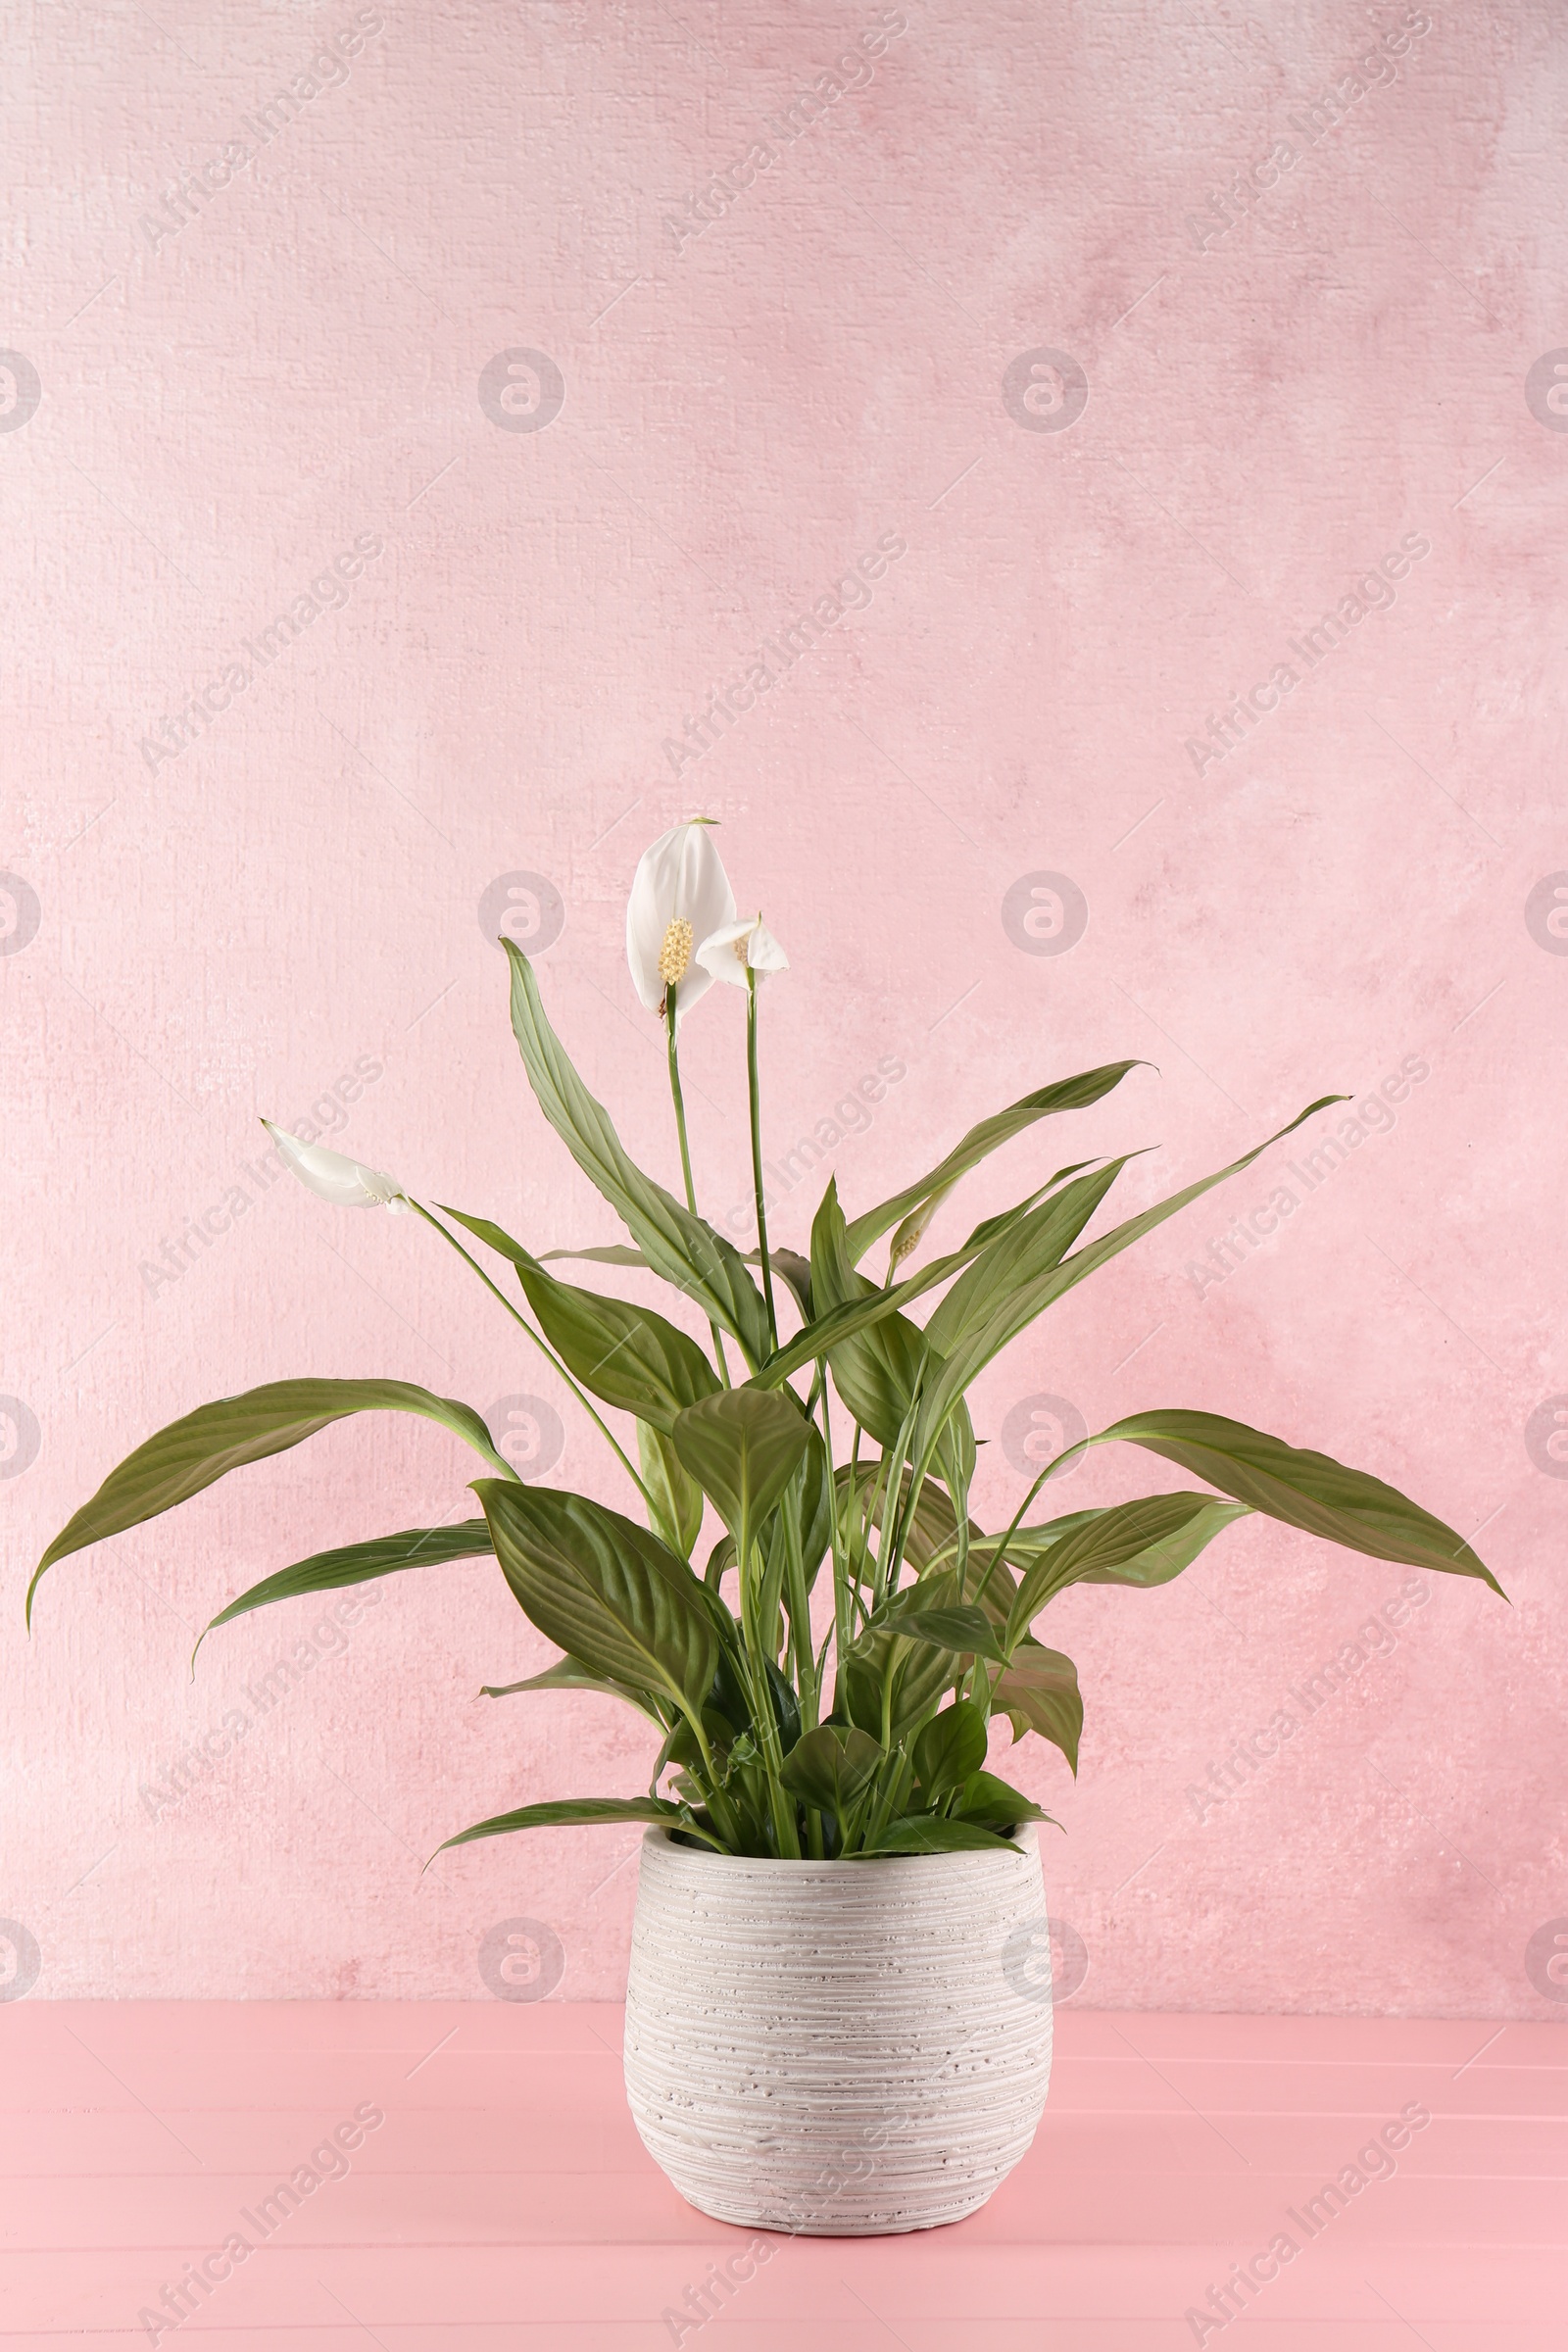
[665,986,733,1388]
[410,1201,654,1511]
[745,972,780,1352]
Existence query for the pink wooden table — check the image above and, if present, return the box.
[2,2003,1561,2350]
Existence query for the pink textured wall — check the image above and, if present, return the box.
[3,1,1565,2016]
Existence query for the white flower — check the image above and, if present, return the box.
[695,915,789,989]
[261,1120,412,1212]
[626,820,736,1030]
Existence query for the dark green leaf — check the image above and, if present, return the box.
[444,1207,719,1436]
[841,1060,1145,1265]
[779,1724,884,1815]
[1099,1409,1505,1592]
[856,1814,1022,1856]
[702,1646,788,1745]
[670,1388,810,1543]
[951,1769,1053,1830]
[200,1518,494,1648]
[29,1378,514,1624]
[989,1642,1083,1771]
[763,1655,803,1755]
[912,1697,989,1797]
[473,1479,718,1711]
[503,942,770,1365]
[435,1795,681,1854]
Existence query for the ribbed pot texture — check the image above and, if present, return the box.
[622,1823,1054,2234]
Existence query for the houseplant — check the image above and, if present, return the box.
[29,820,1501,2232]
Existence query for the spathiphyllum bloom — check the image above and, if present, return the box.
[695,915,789,988]
[626,820,736,1030]
[262,1120,412,1212]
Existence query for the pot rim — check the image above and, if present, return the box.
[639,1820,1040,1867]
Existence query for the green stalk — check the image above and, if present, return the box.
[410,1201,654,1512]
[664,986,732,1388]
[816,1372,855,1707]
[780,1504,818,1731]
[745,971,780,1351]
[733,1504,800,1859]
[677,1702,746,1851]
[966,1435,1094,1615]
[858,1735,911,1853]
[876,1371,927,1607]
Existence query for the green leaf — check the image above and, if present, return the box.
[911,1097,1348,1474]
[669,1389,811,1544]
[539,1244,650,1268]
[503,942,771,1365]
[435,1794,682,1854]
[743,1246,813,1321]
[756,1167,1091,1391]
[200,1518,495,1649]
[836,1463,980,1580]
[951,1769,1054,1830]
[892,1604,1005,1664]
[703,1647,799,1752]
[922,1158,1132,1358]
[989,1643,1083,1771]
[1004,1492,1247,1647]
[841,1060,1145,1265]
[444,1207,719,1437]
[842,1568,972,1738]
[1098,1409,1505,1592]
[802,1180,975,1493]
[638,1420,706,1556]
[480,1654,662,1718]
[28,1378,515,1624]
[911,1697,989,1797]
[473,1480,719,1712]
[779,1724,884,1815]
[856,1814,1022,1857]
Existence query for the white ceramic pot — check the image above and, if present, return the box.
[622,1823,1054,2234]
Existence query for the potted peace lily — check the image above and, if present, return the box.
[30,821,1501,2236]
